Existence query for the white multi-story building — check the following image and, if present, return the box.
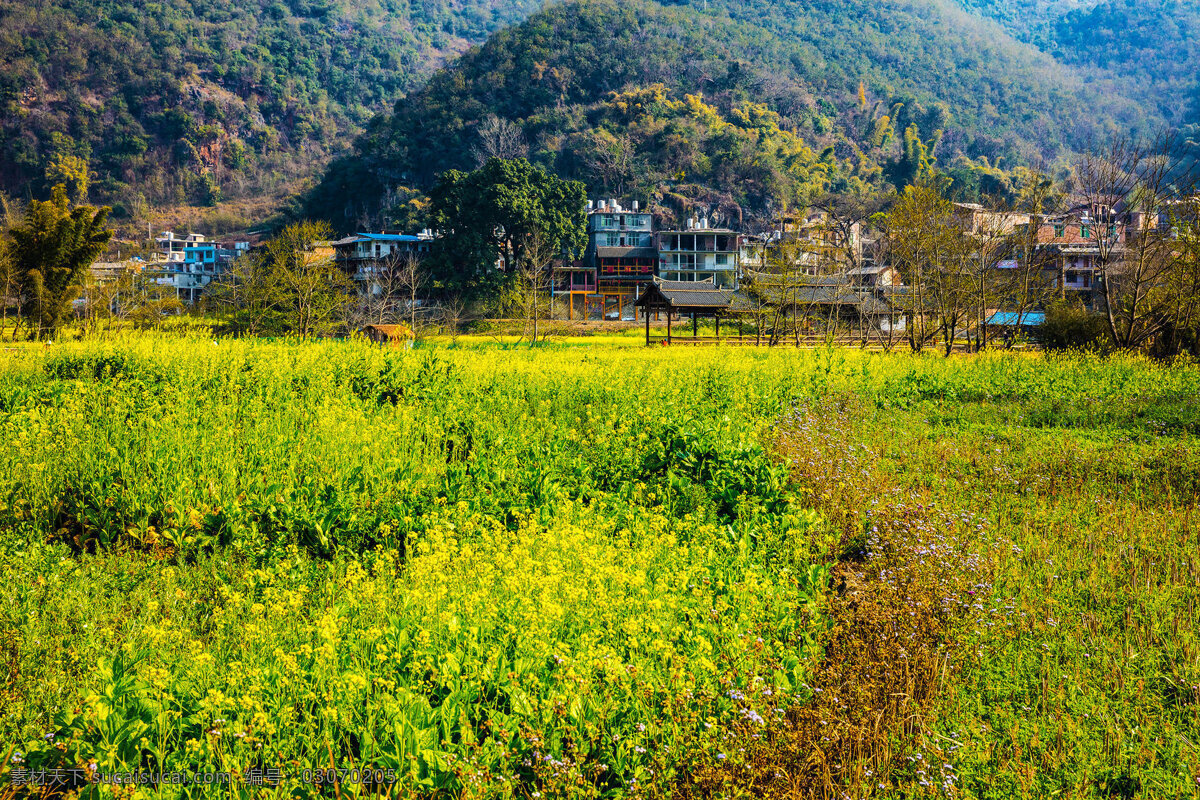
[657,218,740,288]
[152,231,251,304]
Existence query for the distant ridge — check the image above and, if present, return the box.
[303,0,1158,229]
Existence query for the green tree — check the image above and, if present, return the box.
[45,152,91,202]
[883,182,969,353]
[6,185,112,340]
[428,158,586,300]
[0,194,21,336]
[207,221,349,337]
[887,125,939,189]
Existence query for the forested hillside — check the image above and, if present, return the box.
[956,0,1200,123]
[302,0,1154,231]
[1,0,1187,228]
[0,0,541,216]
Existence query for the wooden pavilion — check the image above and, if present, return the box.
[634,279,743,345]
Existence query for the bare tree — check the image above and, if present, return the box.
[440,294,470,343]
[394,254,425,334]
[78,266,125,336]
[992,167,1061,348]
[207,221,350,337]
[1150,196,1200,356]
[349,262,401,328]
[472,116,528,165]
[583,130,635,195]
[957,198,1029,351]
[279,249,353,340]
[515,230,555,345]
[77,262,183,335]
[740,254,776,346]
[1075,132,1196,350]
[124,271,184,330]
[883,184,963,353]
[349,253,418,329]
[857,248,906,353]
[205,251,286,335]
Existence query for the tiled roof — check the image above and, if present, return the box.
[634,278,735,309]
[596,246,657,259]
[742,273,894,315]
[655,279,733,307]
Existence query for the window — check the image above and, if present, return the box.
[1054,224,1065,237]
[1081,226,1091,239]
[715,254,728,266]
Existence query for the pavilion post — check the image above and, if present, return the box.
[645,305,650,346]
[667,311,672,344]
[715,314,720,339]
[692,313,697,338]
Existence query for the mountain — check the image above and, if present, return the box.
[302,0,1157,231]
[2,0,1186,229]
[954,0,1200,124]
[0,0,542,217]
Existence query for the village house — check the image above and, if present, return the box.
[150,231,252,304]
[1027,205,1126,311]
[579,199,657,320]
[952,203,1032,236]
[657,218,740,288]
[740,231,821,275]
[740,211,865,278]
[329,230,435,303]
[154,231,204,259]
[845,264,902,288]
[331,231,435,280]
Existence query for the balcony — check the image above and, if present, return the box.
[1064,270,1093,290]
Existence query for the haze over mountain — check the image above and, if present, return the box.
[1,0,1193,225]
[955,0,1200,123]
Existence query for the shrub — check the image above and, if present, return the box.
[1038,301,1110,351]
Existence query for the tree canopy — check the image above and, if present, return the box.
[428,159,587,300]
[0,0,542,216]
[302,0,1159,230]
[5,186,113,340]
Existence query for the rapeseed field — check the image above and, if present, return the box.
[0,336,1197,797]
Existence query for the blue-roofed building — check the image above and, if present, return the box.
[986,311,1045,328]
[331,231,435,283]
[151,231,252,304]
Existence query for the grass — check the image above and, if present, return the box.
[0,334,1197,797]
